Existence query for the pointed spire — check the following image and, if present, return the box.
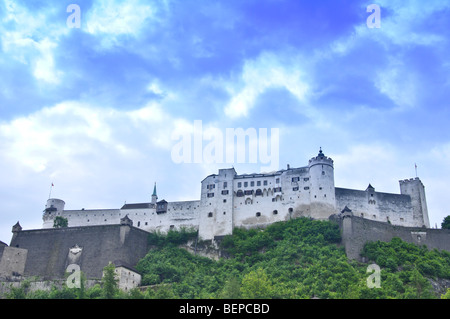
[152,182,157,196]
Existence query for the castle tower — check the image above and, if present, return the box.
[399,177,430,228]
[308,148,336,219]
[151,183,158,205]
[198,167,236,240]
[42,198,65,228]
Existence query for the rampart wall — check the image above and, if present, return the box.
[5,224,149,280]
[333,215,450,261]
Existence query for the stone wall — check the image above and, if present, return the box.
[333,215,450,261]
[7,224,149,280]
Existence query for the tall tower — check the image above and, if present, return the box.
[151,183,158,205]
[42,198,66,228]
[308,148,336,219]
[198,168,236,240]
[399,177,430,228]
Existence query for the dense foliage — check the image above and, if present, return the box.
[4,217,450,299]
[134,218,450,299]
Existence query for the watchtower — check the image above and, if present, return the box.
[308,148,336,219]
[399,177,430,228]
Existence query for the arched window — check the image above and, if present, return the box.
[255,189,263,196]
[236,190,244,197]
[273,210,278,215]
[208,212,213,218]
[256,212,261,217]
[288,208,293,214]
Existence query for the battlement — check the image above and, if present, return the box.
[308,148,334,168]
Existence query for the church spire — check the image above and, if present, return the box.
[151,182,158,204]
[152,182,157,197]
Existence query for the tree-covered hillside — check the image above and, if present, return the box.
[134,217,450,299]
[4,217,450,299]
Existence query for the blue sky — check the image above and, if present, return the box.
[1,0,450,243]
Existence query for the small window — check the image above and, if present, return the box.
[288,208,294,213]
[238,182,242,188]
[208,212,213,218]
[223,212,226,215]
[256,212,261,217]
[207,193,215,198]
[292,177,300,182]
[137,221,140,227]
[257,181,261,186]
[293,187,299,191]
[251,181,254,187]
[244,182,248,187]
[273,210,278,215]
[222,190,229,195]
[322,171,325,175]
[223,199,227,203]
[304,186,310,190]
[264,180,268,186]
[236,190,244,197]
[304,178,309,182]
[223,182,227,188]
[276,178,280,183]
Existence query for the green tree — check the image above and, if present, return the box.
[101,262,119,299]
[219,277,241,299]
[240,268,274,299]
[441,288,450,299]
[53,216,68,228]
[441,216,450,229]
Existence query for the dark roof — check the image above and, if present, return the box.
[121,203,153,209]
[113,260,140,274]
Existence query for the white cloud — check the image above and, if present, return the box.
[84,0,159,49]
[0,0,65,84]
[224,52,310,118]
[374,58,418,109]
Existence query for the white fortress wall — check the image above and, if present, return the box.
[335,187,414,226]
[41,149,430,240]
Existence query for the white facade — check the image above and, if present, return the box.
[42,149,430,240]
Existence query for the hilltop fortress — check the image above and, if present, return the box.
[42,149,430,240]
[2,148,447,293]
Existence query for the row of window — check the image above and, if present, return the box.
[207,208,294,218]
[207,186,311,199]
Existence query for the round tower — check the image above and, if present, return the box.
[308,148,336,219]
[42,198,65,228]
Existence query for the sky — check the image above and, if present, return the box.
[1,0,450,243]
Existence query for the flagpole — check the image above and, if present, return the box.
[49,183,54,199]
[415,163,418,177]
